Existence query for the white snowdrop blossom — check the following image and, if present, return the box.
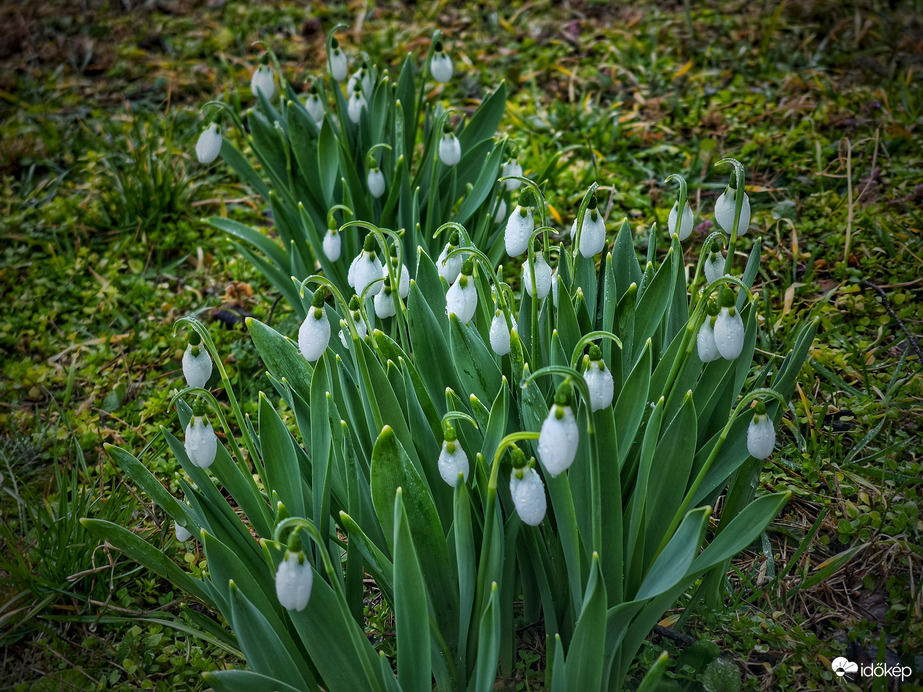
[374,284,397,319]
[523,251,552,300]
[298,305,330,362]
[572,207,606,258]
[713,307,744,360]
[505,205,533,257]
[389,258,410,299]
[347,67,371,96]
[446,270,477,324]
[510,466,546,526]
[502,160,523,190]
[322,229,341,262]
[696,319,721,363]
[305,91,325,124]
[347,89,367,124]
[747,408,776,460]
[276,550,314,612]
[430,47,453,83]
[174,521,192,542]
[348,247,384,297]
[669,200,695,241]
[250,64,275,100]
[704,252,725,284]
[437,439,468,487]
[714,186,751,237]
[489,310,516,356]
[583,357,614,411]
[537,399,579,476]
[195,124,222,164]
[184,416,217,469]
[437,241,463,284]
[182,343,212,389]
[494,198,507,223]
[439,132,462,166]
[368,167,385,198]
[338,306,367,349]
[329,42,348,82]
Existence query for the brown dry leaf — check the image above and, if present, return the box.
[774,282,805,329]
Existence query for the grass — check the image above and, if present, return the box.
[1,0,921,689]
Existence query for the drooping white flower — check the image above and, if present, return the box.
[430,42,453,83]
[182,341,212,389]
[696,318,721,363]
[298,303,330,362]
[348,240,384,297]
[388,256,410,299]
[322,228,341,262]
[747,406,776,460]
[583,350,614,411]
[489,310,516,356]
[347,89,367,124]
[250,64,275,100]
[195,124,222,164]
[510,465,546,526]
[502,160,523,190]
[305,91,325,124]
[505,204,533,257]
[537,387,579,476]
[175,521,192,542]
[446,263,477,324]
[329,40,348,82]
[184,416,217,469]
[714,186,751,237]
[276,550,314,612]
[669,200,695,241]
[494,197,507,223]
[572,205,606,258]
[347,66,371,96]
[368,167,385,198]
[437,237,463,284]
[437,438,468,487]
[704,251,725,284]
[338,301,367,349]
[713,306,744,360]
[439,132,462,166]
[374,281,397,319]
[523,250,552,300]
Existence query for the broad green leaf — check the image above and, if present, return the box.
[565,554,607,691]
[259,393,306,519]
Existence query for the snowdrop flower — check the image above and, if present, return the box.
[571,195,606,258]
[322,226,341,262]
[174,521,192,542]
[429,41,453,83]
[703,250,725,285]
[347,87,367,124]
[298,291,330,362]
[446,259,477,324]
[582,345,614,411]
[669,199,695,241]
[696,314,721,363]
[329,38,348,82]
[182,333,212,389]
[523,244,552,300]
[185,413,217,469]
[501,159,523,190]
[437,424,468,487]
[348,235,384,297]
[747,402,776,460]
[347,62,371,96]
[713,290,744,360]
[537,382,579,476]
[368,166,385,198]
[510,452,546,526]
[489,309,516,356]
[505,190,533,257]
[439,126,461,166]
[494,197,507,223]
[714,176,750,237]
[304,86,325,124]
[250,60,275,100]
[195,123,222,164]
[338,296,367,348]
[276,545,313,612]
[437,231,463,284]
[388,248,410,299]
[374,278,397,319]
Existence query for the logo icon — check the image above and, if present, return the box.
[832,657,859,677]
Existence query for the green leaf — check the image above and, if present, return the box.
[259,393,306,519]
[458,82,507,151]
[474,582,501,692]
[449,314,502,405]
[248,318,314,402]
[565,554,607,691]
[203,670,306,692]
[635,506,710,600]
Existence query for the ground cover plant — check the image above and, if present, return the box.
[1,0,921,690]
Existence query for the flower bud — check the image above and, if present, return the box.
[182,337,212,389]
[329,39,348,82]
[323,228,341,262]
[276,549,314,612]
[505,204,533,257]
[501,160,523,190]
[523,250,552,299]
[250,63,275,100]
[510,465,546,526]
[714,185,750,237]
[195,123,222,164]
[437,432,468,487]
[446,262,477,323]
[669,200,694,241]
[713,306,744,360]
[347,88,366,124]
[184,415,217,469]
[489,310,515,356]
[439,131,462,166]
[747,404,776,459]
[430,42,454,83]
[437,234,462,283]
[583,348,614,411]
[299,293,331,362]
[494,197,507,223]
[305,88,325,124]
[368,167,385,199]
[573,200,606,258]
[537,384,578,476]
[174,520,192,542]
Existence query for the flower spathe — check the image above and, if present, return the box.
[537,402,579,476]
[347,89,367,124]
[174,520,192,542]
[446,271,477,324]
[439,132,462,166]
[747,408,776,459]
[322,229,341,262]
[510,466,546,526]
[583,358,614,411]
[250,64,275,100]
[713,307,744,360]
[523,251,552,300]
[430,47,453,83]
[367,168,385,198]
[182,343,212,389]
[489,310,516,356]
[184,416,217,469]
[195,124,222,164]
[298,305,330,362]
[437,439,468,487]
[669,200,695,241]
[714,186,751,237]
[276,550,314,612]
[505,205,533,257]
[696,319,721,363]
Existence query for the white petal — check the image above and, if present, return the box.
[347,92,366,124]
[276,551,314,612]
[305,94,325,123]
[696,322,721,363]
[446,280,477,323]
[195,124,222,164]
[184,417,217,469]
[354,255,384,296]
[430,53,454,83]
[439,135,461,166]
[323,231,341,262]
[510,467,546,526]
[747,415,776,459]
[330,50,348,82]
[298,307,331,362]
[182,344,213,389]
[523,253,551,299]
[713,308,744,360]
[437,442,469,487]
[502,161,523,190]
[392,262,410,298]
[715,190,750,236]
[669,201,695,241]
[551,270,559,308]
[494,198,507,223]
[368,168,385,198]
[537,405,579,476]
[174,521,192,542]
[704,255,725,284]
[578,209,606,258]
[437,246,462,284]
[347,254,359,288]
[505,206,533,257]
[489,312,513,356]
[584,362,614,411]
[374,290,396,318]
[250,66,275,99]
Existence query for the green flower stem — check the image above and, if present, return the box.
[715,157,746,276]
[569,331,623,371]
[690,230,728,309]
[570,182,600,263]
[201,100,245,134]
[441,410,479,432]
[499,175,547,230]
[664,173,688,227]
[523,365,594,434]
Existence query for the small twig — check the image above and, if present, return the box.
[266,293,284,328]
[858,280,922,362]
